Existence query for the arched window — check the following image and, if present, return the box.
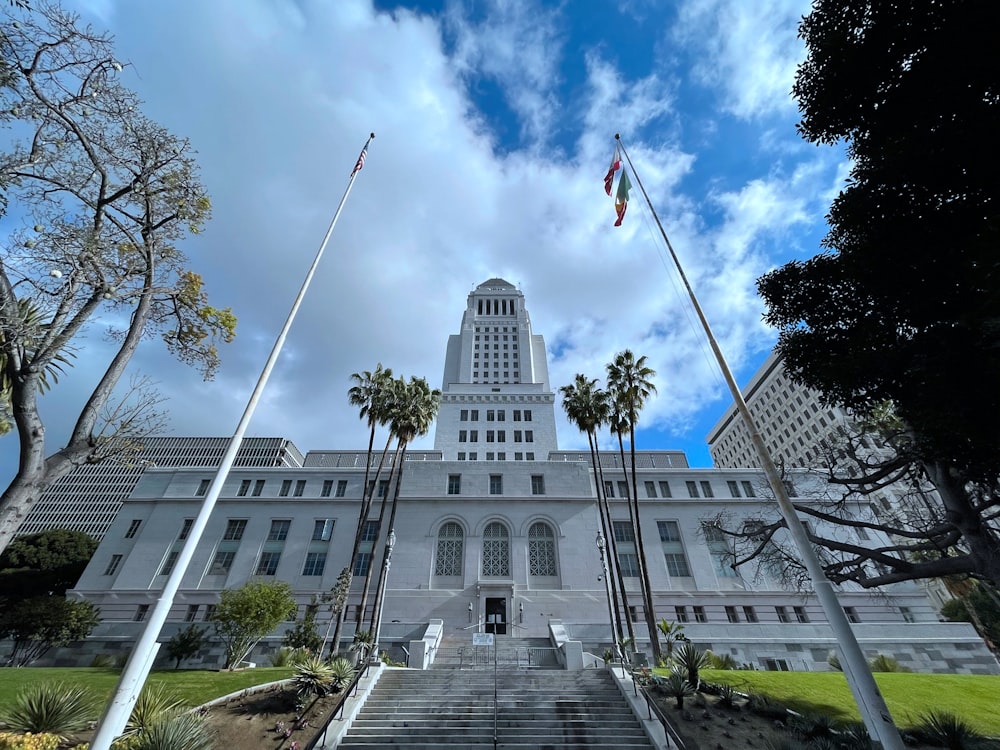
[481,522,510,577]
[435,522,464,576]
[528,522,557,577]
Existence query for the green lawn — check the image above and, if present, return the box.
[689,669,1000,734]
[0,667,294,709]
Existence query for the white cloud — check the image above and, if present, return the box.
[2,0,841,487]
[674,0,806,119]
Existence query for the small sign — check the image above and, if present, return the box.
[472,633,494,647]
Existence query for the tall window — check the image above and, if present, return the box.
[268,520,291,541]
[321,480,334,498]
[699,481,714,498]
[489,474,503,495]
[686,481,699,498]
[252,479,265,497]
[237,479,251,497]
[223,520,247,540]
[481,522,510,577]
[644,481,657,498]
[658,481,672,498]
[312,519,334,541]
[435,522,464,576]
[703,524,738,578]
[103,554,123,576]
[447,474,461,495]
[658,520,691,577]
[256,551,281,576]
[196,479,211,496]
[335,480,347,497]
[302,552,327,576]
[293,479,306,497]
[530,475,545,495]
[613,521,639,577]
[528,522,557,576]
[279,479,292,497]
[124,519,142,539]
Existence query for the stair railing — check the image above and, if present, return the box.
[493,637,499,750]
[303,657,372,750]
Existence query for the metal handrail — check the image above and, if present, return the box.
[303,658,372,750]
[639,685,687,750]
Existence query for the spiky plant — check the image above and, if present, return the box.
[0,682,96,741]
[293,655,336,699]
[790,712,838,740]
[124,684,186,738]
[915,710,986,750]
[658,672,695,709]
[867,653,911,672]
[671,642,710,690]
[130,712,214,750]
[707,651,739,670]
[329,656,357,692]
[840,722,875,750]
[716,683,738,708]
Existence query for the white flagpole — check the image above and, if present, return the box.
[614,134,903,750]
[90,132,376,750]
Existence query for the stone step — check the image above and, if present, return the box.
[351,718,645,729]
[339,740,654,749]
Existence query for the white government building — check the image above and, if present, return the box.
[62,279,994,673]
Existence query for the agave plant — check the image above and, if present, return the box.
[0,682,96,742]
[916,710,986,750]
[129,712,214,750]
[671,642,710,690]
[350,630,374,666]
[293,655,336,699]
[658,672,695,709]
[123,684,186,738]
[329,656,357,692]
[867,653,911,672]
[840,721,875,750]
[706,651,739,670]
[790,711,839,740]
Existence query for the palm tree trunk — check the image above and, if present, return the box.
[629,425,661,663]
[600,435,636,645]
[587,431,625,644]
[355,440,400,632]
[617,429,656,659]
[369,441,409,638]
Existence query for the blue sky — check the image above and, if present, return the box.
[2,0,848,480]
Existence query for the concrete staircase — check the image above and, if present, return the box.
[432,635,561,670]
[336,667,654,749]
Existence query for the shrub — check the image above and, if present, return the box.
[706,651,739,670]
[329,656,356,692]
[270,646,309,667]
[89,653,116,669]
[123,685,185,738]
[128,713,214,750]
[867,653,911,672]
[164,624,207,669]
[914,710,987,750]
[292,656,335,700]
[0,733,61,750]
[658,672,695,709]
[0,683,96,742]
[790,712,838,740]
[840,722,874,750]
[671,643,709,689]
[716,683,738,708]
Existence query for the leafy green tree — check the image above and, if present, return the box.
[758,0,1000,587]
[164,623,207,669]
[0,528,97,602]
[0,2,236,554]
[657,619,686,660]
[0,596,99,666]
[209,580,297,669]
[283,603,323,655]
[606,350,660,663]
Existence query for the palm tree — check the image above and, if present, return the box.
[369,376,441,642]
[352,375,406,643]
[331,364,395,656]
[607,350,660,663]
[559,374,632,646]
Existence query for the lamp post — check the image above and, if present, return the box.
[371,529,396,662]
[597,531,624,676]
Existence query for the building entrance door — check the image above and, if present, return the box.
[485,597,507,635]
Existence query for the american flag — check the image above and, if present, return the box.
[352,146,367,176]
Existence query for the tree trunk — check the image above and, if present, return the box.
[629,427,661,663]
[355,441,399,634]
[369,442,409,639]
[924,460,1000,589]
[587,432,625,644]
[597,436,635,645]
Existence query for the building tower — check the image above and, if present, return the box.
[434,278,558,460]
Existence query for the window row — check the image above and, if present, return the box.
[459,409,532,422]
[447,474,544,495]
[602,479,760,500]
[458,430,534,442]
[195,478,353,499]
[456,452,535,461]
